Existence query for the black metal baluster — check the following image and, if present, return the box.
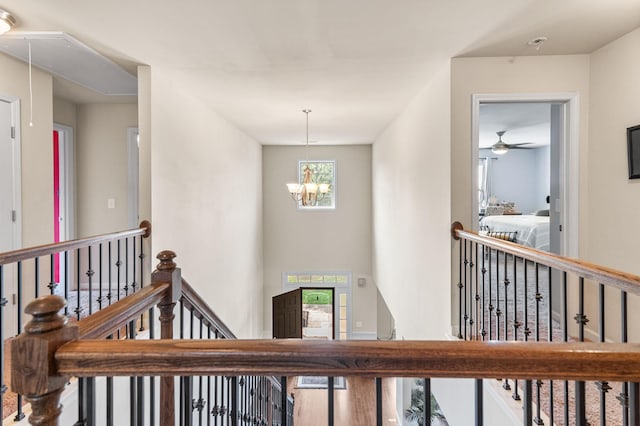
[64,251,69,316]
[512,255,519,400]
[129,320,138,425]
[75,249,82,320]
[199,321,205,426]
[619,291,629,426]
[496,251,501,341]
[98,244,103,310]
[212,375,219,426]
[546,265,553,426]
[630,383,639,426]
[458,241,463,339]
[106,335,114,426]
[87,246,93,315]
[474,242,480,339]
[34,256,39,298]
[574,277,587,425]
[207,328,212,426]
[328,376,334,426]
[74,378,86,425]
[124,238,130,296]
[132,236,137,294]
[87,377,96,426]
[533,263,553,425]
[488,247,493,340]
[14,261,25,421]
[231,376,238,426]
[117,239,122,302]
[49,253,55,295]
[375,377,382,426]
[107,241,112,306]
[598,282,610,426]
[481,245,487,340]
[502,249,510,391]
[464,240,469,340]
[476,378,483,426]
[523,380,533,426]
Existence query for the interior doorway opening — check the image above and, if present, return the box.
[471,93,579,258]
[301,288,334,340]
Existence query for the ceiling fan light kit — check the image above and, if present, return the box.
[490,130,533,154]
[0,8,16,35]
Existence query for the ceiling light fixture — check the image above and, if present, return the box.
[286,109,330,206]
[0,9,16,35]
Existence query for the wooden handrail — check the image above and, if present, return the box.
[55,339,640,382]
[451,221,640,296]
[0,220,151,265]
[180,279,236,339]
[77,282,170,340]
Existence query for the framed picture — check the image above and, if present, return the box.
[628,125,640,179]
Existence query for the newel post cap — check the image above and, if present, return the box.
[156,250,177,270]
[24,295,67,334]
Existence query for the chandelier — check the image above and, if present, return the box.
[286,109,330,206]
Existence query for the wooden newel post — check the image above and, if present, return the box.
[152,250,182,426]
[11,295,78,426]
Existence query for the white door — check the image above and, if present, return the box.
[0,99,18,337]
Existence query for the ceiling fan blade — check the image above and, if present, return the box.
[508,142,533,146]
[510,146,536,149]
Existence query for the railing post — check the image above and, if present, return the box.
[153,250,182,426]
[11,295,78,426]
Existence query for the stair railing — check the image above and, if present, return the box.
[452,221,640,425]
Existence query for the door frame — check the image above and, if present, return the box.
[1,93,21,337]
[283,272,352,339]
[1,94,22,250]
[127,127,139,228]
[471,92,580,257]
[53,123,75,241]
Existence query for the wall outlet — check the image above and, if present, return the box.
[107,198,116,209]
[355,321,363,328]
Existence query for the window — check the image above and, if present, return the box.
[297,160,336,209]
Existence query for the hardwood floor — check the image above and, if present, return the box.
[287,376,398,425]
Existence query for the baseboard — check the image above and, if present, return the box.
[351,331,376,340]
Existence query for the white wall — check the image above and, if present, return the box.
[587,27,640,341]
[76,103,137,237]
[150,68,263,338]
[0,52,54,248]
[372,62,451,340]
[262,145,374,337]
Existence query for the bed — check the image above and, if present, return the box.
[479,215,550,251]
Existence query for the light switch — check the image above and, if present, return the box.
[107,198,116,209]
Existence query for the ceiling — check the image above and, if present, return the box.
[1,0,639,145]
[479,103,551,149]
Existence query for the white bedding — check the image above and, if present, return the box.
[480,215,550,251]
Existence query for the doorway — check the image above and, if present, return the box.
[52,124,74,295]
[472,93,579,258]
[0,95,21,337]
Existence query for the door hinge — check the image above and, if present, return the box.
[10,126,15,139]
[12,294,16,305]
[559,224,563,232]
[11,210,16,222]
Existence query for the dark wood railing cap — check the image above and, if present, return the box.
[140,220,152,238]
[451,221,463,240]
[24,295,67,334]
[156,250,177,270]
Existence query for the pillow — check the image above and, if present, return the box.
[535,209,549,216]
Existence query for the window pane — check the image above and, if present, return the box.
[297,160,336,209]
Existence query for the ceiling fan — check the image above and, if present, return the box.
[491,130,533,155]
